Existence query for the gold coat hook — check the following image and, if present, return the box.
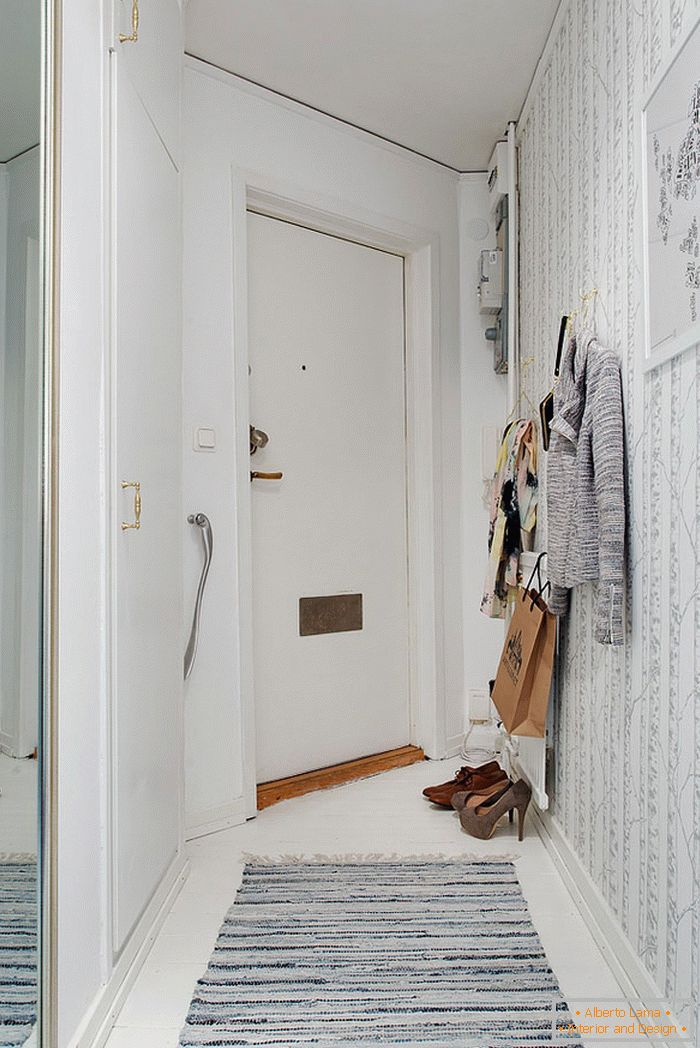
[579,287,598,327]
[566,288,599,333]
[121,480,142,530]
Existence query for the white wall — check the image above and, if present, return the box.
[458,174,508,743]
[517,0,700,1038]
[182,60,502,831]
[0,147,40,758]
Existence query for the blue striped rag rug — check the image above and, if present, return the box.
[179,857,581,1046]
[0,858,37,1047]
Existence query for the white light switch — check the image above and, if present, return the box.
[195,427,216,451]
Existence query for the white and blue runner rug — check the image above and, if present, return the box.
[0,858,37,1047]
[180,857,580,1046]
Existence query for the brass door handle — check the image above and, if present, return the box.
[121,480,142,530]
[119,0,139,42]
[250,471,283,481]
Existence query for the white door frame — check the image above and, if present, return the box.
[230,169,446,817]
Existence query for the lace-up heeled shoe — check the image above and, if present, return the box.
[422,761,507,808]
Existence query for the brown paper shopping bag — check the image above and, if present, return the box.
[491,579,555,738]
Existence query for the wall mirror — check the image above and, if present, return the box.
[0,0,53,1043]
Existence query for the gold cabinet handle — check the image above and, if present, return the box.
[250,471,283,481]
[121,480,142,530]
[119,0,139,42]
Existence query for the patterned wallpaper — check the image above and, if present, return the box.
[517,0,699,1037]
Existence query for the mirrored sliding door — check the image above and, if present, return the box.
[0,0,45,1043]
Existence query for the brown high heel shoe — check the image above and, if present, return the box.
[452,779,532,841]
[451,776,513,813]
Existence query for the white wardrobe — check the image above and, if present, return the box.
[110,0,183,953]
[56,0,185,1042]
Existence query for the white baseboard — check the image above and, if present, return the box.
[185,796,248,841]
[69,851,190,1048]
[532,807,663,1004]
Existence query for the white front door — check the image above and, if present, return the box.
[247,212,410,784]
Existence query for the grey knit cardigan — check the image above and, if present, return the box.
[546,330,625,645]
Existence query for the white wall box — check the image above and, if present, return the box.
[477,248,504,314]
[487,140,509,209]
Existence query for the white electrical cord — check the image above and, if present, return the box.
[460,720,503,766]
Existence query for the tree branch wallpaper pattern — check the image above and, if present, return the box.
[517,0,699,1040]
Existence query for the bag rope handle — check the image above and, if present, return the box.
[522,551,551,609]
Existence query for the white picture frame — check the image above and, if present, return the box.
[641,11,700,371]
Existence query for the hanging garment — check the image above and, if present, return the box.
[480,418,538,619]
[546,329,625,645]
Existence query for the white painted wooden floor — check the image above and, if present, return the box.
[0,753,37,855]
[105,759,624,1048]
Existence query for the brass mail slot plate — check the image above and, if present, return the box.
[299,594,363,636]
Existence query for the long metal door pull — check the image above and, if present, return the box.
[184,512,213,680]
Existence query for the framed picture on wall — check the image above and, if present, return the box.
[641,12,700,371]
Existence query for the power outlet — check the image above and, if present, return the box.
[468,687,492,723]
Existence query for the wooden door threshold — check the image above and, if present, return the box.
[257,745,425,810]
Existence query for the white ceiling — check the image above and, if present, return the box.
[185,0,559,171]
[0,0,41,163]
